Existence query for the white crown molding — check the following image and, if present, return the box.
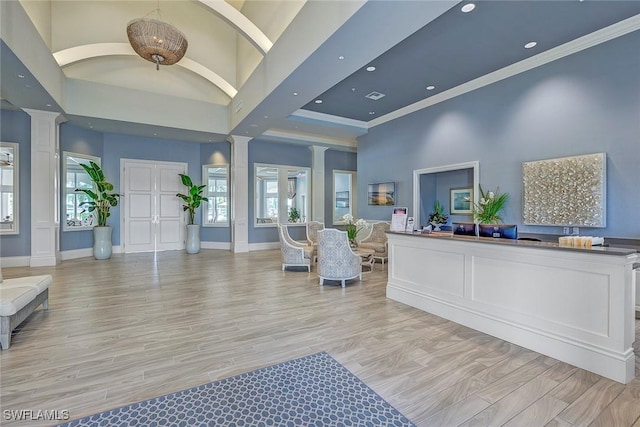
[290,109,368,130]
[197,0,273,55]
[370,14,640,128]
[53,43,237,98]
[262,128,357,149]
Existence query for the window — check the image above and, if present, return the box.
[63,152,100,231]
[0,142,18,234]
[255,164,310,225]
[333,170,356,225]
[203,164,229,226]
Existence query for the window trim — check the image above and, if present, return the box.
[0,142,18,235]
[202,164,230,227]
[254,163,311,227]
[62,151,101,232]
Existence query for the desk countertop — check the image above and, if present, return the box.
[387,230,639,258]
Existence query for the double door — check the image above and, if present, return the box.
[122,159,187,253]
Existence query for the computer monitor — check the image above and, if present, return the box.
[478,224,518,239]
[452,223,477,236]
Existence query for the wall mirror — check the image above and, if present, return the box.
[203,164,229,226]
[333,170,356,225]
[63,152,100,231]
[255,164,310,225]
[0,142,18,234]
[413,161,479,229]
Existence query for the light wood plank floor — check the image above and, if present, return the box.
[1,250,639,426]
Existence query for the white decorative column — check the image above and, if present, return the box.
[229,135,251,253]
[25,109,66,267]
[309,146,328,223]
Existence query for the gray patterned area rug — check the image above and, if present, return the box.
[59,352,415,426]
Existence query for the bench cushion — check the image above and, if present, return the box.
[1,275,52,294]
[0,287,39,316]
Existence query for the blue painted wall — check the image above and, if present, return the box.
[0,109,31,257]
[59,123,104,251]
[357,31,640,238]
[420,168,473,228]
[102,133,202,245]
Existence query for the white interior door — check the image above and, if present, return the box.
[122,159,187,253]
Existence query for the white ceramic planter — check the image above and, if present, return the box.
[186,224,201,254]
[93,226,113,260]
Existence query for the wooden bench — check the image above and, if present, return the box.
[0,270,52,349]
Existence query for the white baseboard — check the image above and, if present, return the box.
[201,242,231,250]
[249,242,279,251]
[60,248,93,261]
[0,256,30,267]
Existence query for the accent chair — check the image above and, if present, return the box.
[277,225,313,272]
[357,222,390,266]
[317,228,362,287]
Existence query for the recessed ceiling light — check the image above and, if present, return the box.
[461,3,475,13]
[208,139,212,142]
[315,99,323,104]
[338,55,345,60]
[264,115,268,119]
[366,66,376,72]
[426,85,436,91]
[369,111,375,115]
[293,92,298,96]
[46,104,52,107]
[25,84,31,88]
[153,133,157,136]
[524,41,537,49]
[17,74,25,79]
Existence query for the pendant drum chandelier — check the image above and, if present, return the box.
[127,17,188,70]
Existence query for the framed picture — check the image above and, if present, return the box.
[368,182,395,206]
[450,188,473,214]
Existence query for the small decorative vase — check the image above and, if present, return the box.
[186,224,201,254]
[431,222,442,232]
[349,238,358,249]
[93,226,113,260]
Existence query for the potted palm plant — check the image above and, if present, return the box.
[176,173,208,254]
[75,161,120,260]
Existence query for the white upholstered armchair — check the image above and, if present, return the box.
[277,225,313,272]
[317,228,362,287]
[357,222,390,266]
[305,221,324,246]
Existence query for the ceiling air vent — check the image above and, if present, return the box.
[365,91,386,101]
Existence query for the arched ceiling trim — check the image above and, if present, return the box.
[53,43,238,98]
[197,0,273,55]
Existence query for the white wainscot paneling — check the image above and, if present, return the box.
[471,256,610,337]
[393,244,464,298]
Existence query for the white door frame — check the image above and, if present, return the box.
[120,158,188,253]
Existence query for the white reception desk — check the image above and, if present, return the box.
[386,232,639,384]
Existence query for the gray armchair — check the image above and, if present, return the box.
[357,222,390,266]
[277,225,313,272]
[317,228,362,287]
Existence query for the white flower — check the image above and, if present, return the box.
[480,197,487,205]
[341,213,354,223]
[488,191,495,199]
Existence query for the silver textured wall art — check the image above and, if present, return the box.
[522,153,606,227]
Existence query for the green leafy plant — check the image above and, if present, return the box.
[428,200,448,225]
[473,185,509,224]
[75,161,119,227]
[176,173,208,225]
[288,207,300,223]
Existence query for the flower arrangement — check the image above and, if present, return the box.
[341,213,369,244]
[473,185,509,224]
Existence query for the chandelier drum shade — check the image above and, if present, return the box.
[127,18,188,70]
